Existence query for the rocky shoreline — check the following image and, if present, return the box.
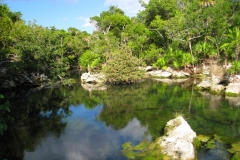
[80,65,240,97]
[1,64,240,97]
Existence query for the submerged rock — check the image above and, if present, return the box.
[158,116,196,160]
[198,141,230,160]
[1,80,16,89]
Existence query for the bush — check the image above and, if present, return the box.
[102,48,146,84]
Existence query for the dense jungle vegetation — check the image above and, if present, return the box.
[0,0,240,82]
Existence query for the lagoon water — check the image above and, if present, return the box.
[1,78,239,160]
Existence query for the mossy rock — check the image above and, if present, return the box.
[194,85,205,91]
[209,88,225,95]
[225,92,239,97]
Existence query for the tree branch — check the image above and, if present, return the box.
[149,28,163,38]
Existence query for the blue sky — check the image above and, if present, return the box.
[3,0,149,33]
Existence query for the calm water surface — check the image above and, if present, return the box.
[1,78,240,160]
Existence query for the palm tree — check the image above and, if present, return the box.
[220,27,240,61]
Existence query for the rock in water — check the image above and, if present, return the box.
[158,116,196,160]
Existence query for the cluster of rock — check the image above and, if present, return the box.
[196,65,240,97]
[0,68,49,90]
[146,67,190,79]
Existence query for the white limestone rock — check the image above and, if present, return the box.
[148,70,172,78]
[158,116,196,160]
[225,83,240,96]
[210,84,225,94]
[81,72,106,84]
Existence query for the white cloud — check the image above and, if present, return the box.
[75,16,86,20]
[75,17,94,27]
[62,17,69,21]
[104,0,149,16]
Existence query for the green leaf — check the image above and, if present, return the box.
[228,142,240,153]
[197,134,210,143]
[122,142,132,150]
[214,134,222,143]
[206,139,215,149]
[134,140,150,151]
[121,149,135,159]
[232,152,240,160]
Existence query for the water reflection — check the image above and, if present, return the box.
[1,78,240,159]
[24,105,149,160]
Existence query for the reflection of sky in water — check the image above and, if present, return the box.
[24,105,151,160]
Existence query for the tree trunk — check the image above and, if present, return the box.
[188,40,195,74]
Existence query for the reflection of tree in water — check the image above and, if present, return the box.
[0,88,72,160]
[97,79,195,139]
[97,79,240,143]
[2,78,240,159]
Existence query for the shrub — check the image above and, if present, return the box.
[102,48,146,84]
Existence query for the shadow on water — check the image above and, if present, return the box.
[1,78,240,159]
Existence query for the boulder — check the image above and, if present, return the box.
[166,67,190,78]
[147,70,172,78]
[229,75,240,83]
[210,84,225,95]
[198,141,230,160]
[145,66,153,71]
[0,68,7,78]
[196,78,212,90]
[171,70,190,78]
[158,116,196,160]
[225,83,240,97]
[81,72,106,84]
[1,80,16,89]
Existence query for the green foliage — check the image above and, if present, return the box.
[102,47,146,84]
[153,57,166,69]
[206,139,216,149]
[153,47,193,70]
[220,27,240,60]
[0,94,13,135]
[79,50,101,69]
[195,134,225,149]
[228,141,240,160]
[1,0,240,83]
[61,78,76,86]
[228,61,240,74]
[121,140,167,160]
